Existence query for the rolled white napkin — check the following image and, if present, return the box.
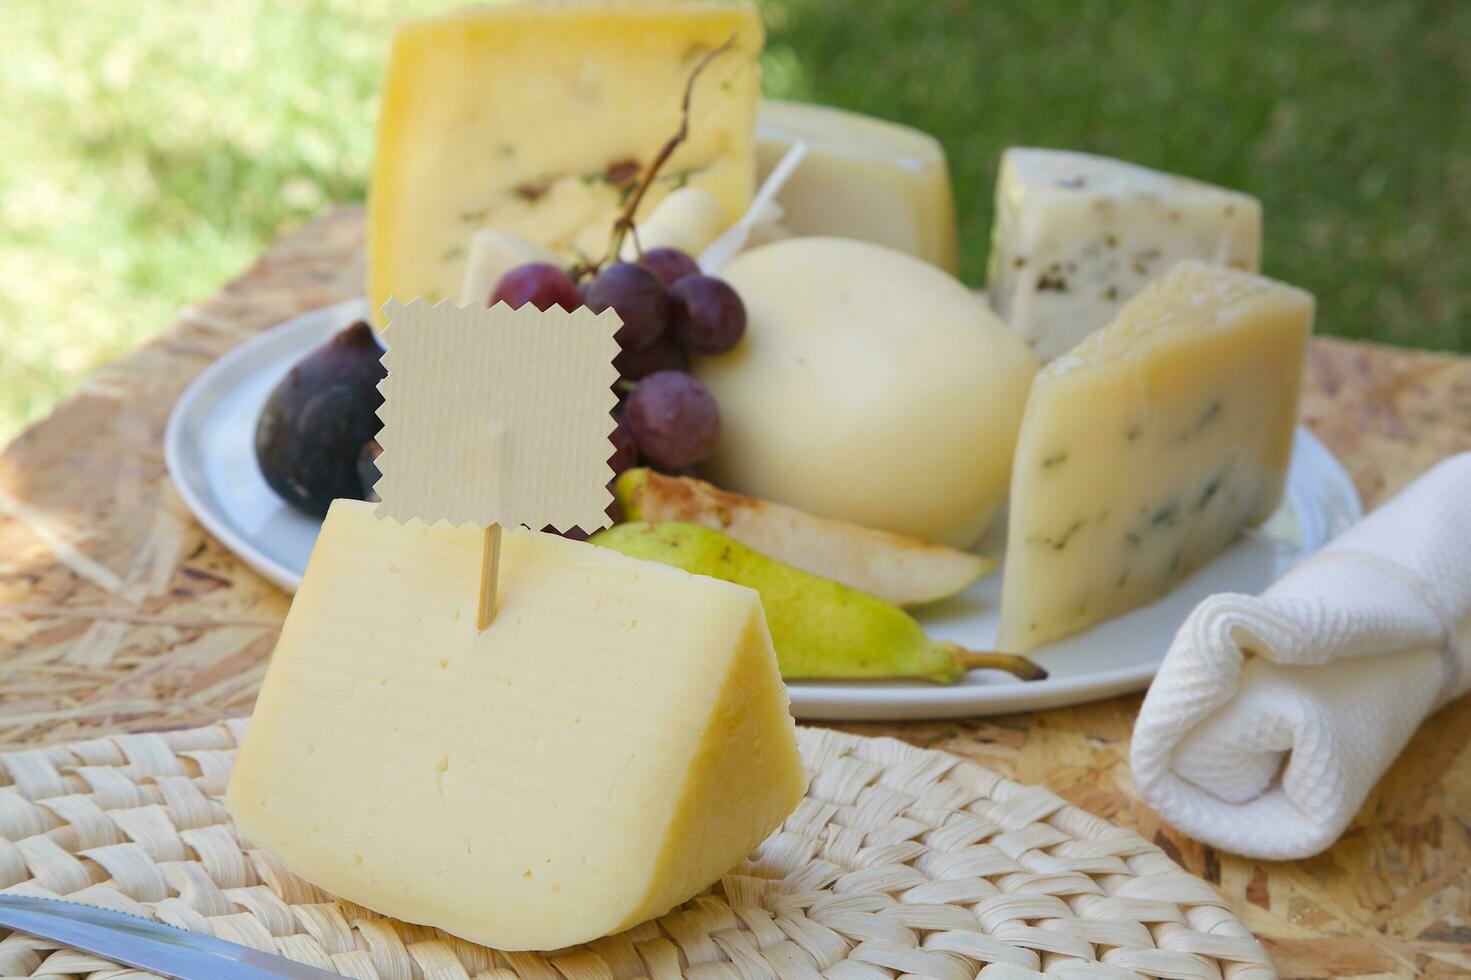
[1131,451,1471,860]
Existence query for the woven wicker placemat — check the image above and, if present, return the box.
[0,721,1273,980]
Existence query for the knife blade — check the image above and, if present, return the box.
[0,894,344,979]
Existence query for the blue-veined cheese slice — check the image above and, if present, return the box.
[997,260,1313,652]
[987,148,1262,362]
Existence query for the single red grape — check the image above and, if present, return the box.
[625,370,721,469]
[614,334,688,381]
[490,262,581,312]
[640,247,701,287]
[608,413,639,475]
[669,274,746,355]
[538,523,591,541]
[584,262,669,351]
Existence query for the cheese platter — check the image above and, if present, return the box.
[163,299,1360,720]
[110,0,1389,966]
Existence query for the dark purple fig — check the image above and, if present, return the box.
[255,321,385,516]
[358,439,383,503]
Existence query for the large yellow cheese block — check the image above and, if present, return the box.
[227,500,805,951]
[757,100,959,272]
[368,0,763,324]
[987,148,1262,362]
[997,261,1312,652]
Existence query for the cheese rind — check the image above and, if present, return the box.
[987,148,1262,362]
[756,100,959,272]
[997,261,1312,652]
[227,500,804,951]
[370,1,763,324]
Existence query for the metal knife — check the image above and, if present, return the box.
[0,894,344,979]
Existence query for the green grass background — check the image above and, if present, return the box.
[4,0,1467,447]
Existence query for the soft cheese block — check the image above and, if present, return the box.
[369,1,763,324]
[987,148,1262,362]
[697,238,1037,548]
[757,100,959,272]
[227,500,805,951]
[997,261,1313,652]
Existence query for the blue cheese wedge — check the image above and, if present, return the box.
[987,148,1262,362]
[996,260,1313,653]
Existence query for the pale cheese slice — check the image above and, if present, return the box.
[997,260,1313,652]
[620,186,730,260]
[227,500,804,951]
[756,100,959,272]
[987,147,1262,362]
[457,230,560,307]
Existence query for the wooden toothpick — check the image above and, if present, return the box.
[477,524,503,630]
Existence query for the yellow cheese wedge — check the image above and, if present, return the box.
[757,100,959,272]
[997,260,1313,652]
[227,500,804,951]
[369,1,763,324]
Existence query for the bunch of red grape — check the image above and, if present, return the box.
[489,247,745,475]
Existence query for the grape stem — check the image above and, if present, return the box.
[582,33,737,279]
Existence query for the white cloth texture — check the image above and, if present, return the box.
[1131,450,1471,860]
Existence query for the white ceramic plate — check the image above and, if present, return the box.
[166,299,1362,720]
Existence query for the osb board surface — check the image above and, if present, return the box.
[1,206,1469,977]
